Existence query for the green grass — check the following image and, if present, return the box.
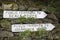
[18,16,36,23]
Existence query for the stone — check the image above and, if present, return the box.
[28,7,39,11]
[0,31,13,37]
[42,19,54,23]
[2,3,13,10]
[55,12,60,18]
[0,20,11,31]
[8,37,19,40]
[19,5,28,10]
[0,6,2,9]
[12,3,18,10]
[0,15,3,19]
[0,10,3,19]
[55,12,60,23]
[47,13,58,23]
[22,37,31,40]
